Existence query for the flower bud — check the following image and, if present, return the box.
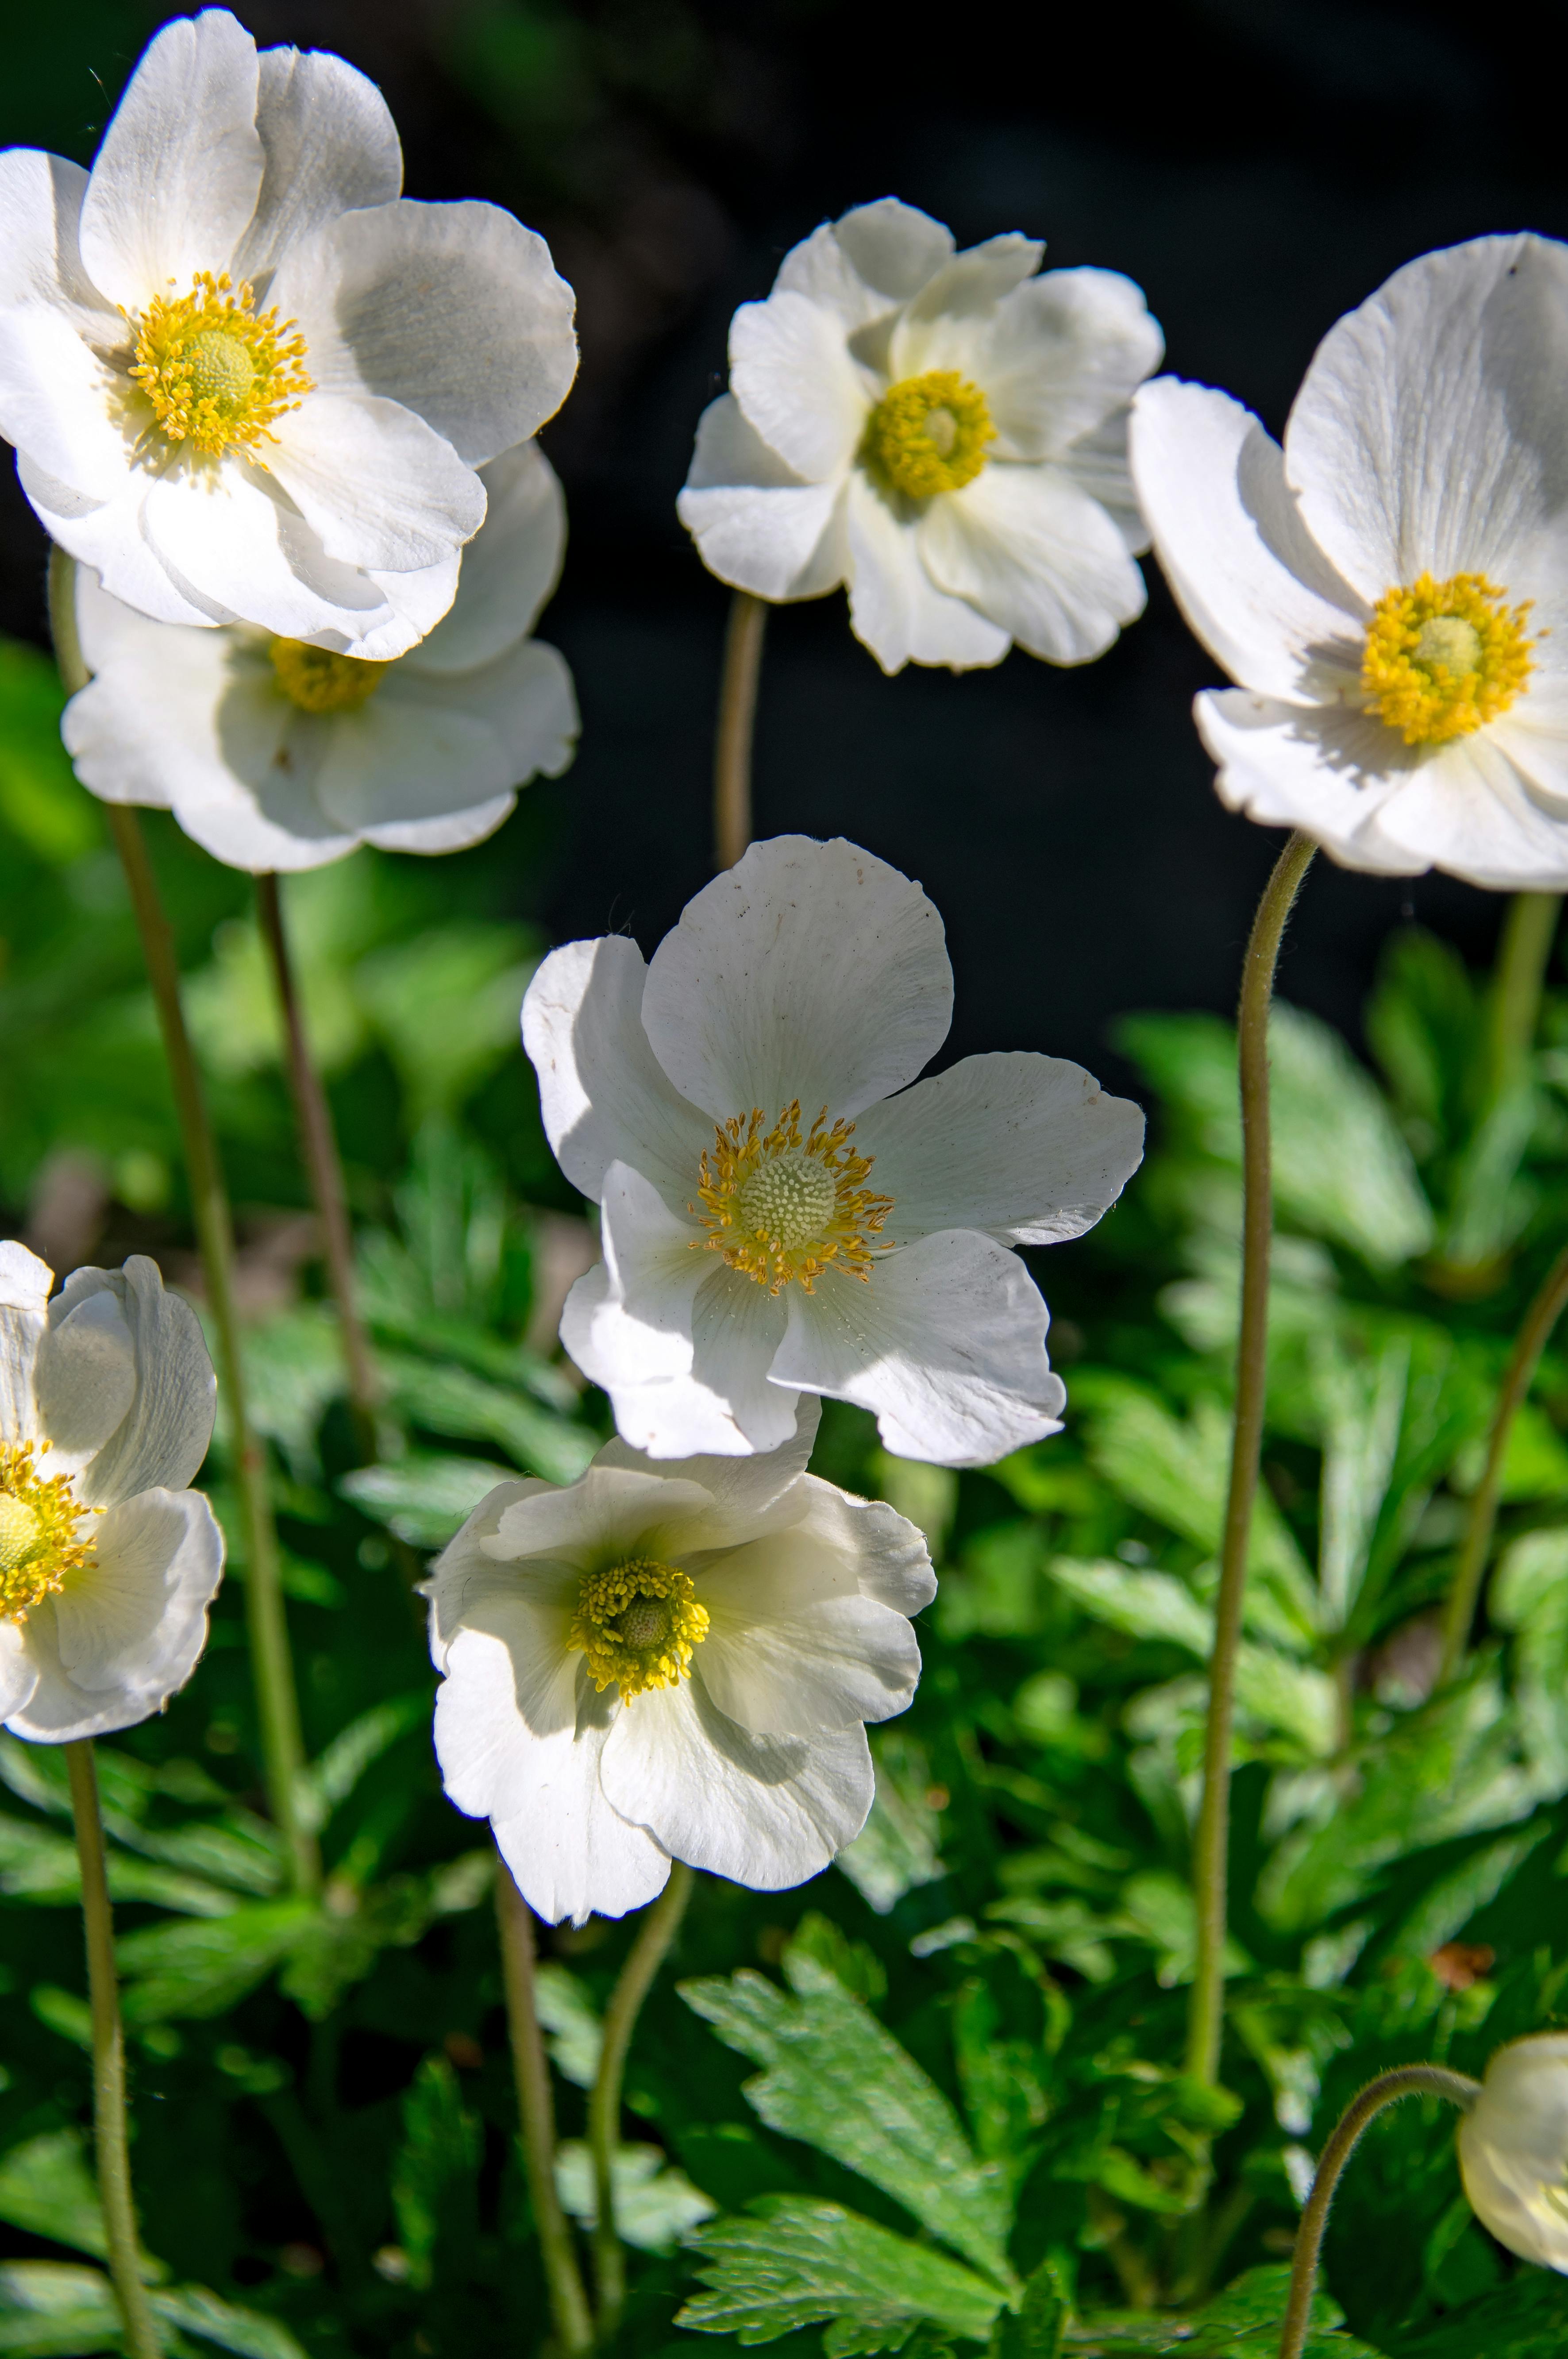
[1457,2033,1568,2270]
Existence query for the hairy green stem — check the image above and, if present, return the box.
[254,872,379,1457]
[1487,890,1560,1100]
[495,1852,593,2356]
[49,549,319,1898]
[1186,831,1316,2087]
[1440,1239,1568,1682]
[588,1862,695,2335]
[713,591,767,871]
[66,1741,162,2359]
[1278,2065,1480,2359]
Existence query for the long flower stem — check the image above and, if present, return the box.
[1487,890,1560,1099]
[1186,830,1316,2087]
[494,1852,593,2357]
[713,591,767,871]
[588,1862,695,2336]
[66,1741,162,2359]
[254,872,379,1456]
[49,550,319,1899]
[1440,1238,1568,1682]
[1278,2065,1479,2359]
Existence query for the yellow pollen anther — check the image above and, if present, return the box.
[692,1101,894,1295]
[270,639,387,715]
[128,271,312,459]
[0,1443,98,1622]
[570,1558,709,1703]
[1361,572,1535,745]
[862,370,994,499]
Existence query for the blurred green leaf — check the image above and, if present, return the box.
[678,2197,1007,2348]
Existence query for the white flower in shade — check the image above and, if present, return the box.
[0,9,576,655]
[523,834,1144,1467]
[427,1400,934,1925]
[677,197,1162,675]
[1129,235,1568,889]
[0,1241,223,1742]
[1458,2035,1568,2271]
[61,442,577,871]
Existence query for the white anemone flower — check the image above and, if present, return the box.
[523,834,1144,1467]
[427,1400,934,1925]
[60,442,577,871]
[677,197,1163,675]
[1129,235,1568,889]
[0,9,576,655]
[1458,2034,1568,2271]
[0,1241,223,1742]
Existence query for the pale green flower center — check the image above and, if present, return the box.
[861,370,994,498]
[693,1101,894,1295]
[187,328,258,412]
[735,1148,838,1253]
[569,1558,710,1703]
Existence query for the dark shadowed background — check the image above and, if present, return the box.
[8,0,1568,1089]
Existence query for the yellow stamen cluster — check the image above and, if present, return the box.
[693,1101,893,1295]
[570,1558,709,1703]
[861,370,994,499]
[1361,572,1535,746]
[0,1442,96,1622]
[128,272,312,459]
[270,639,387,715]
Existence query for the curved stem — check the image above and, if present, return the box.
[713,591,767,871]
[588,1862,695,2336]
[1487,890,1560,1101]
[1440,1238,1568,1682]
[1279,2064,1479,2359]
[254,873,379,1457]
[66,1742,162,2359]
[1186,830,1317,2086]
[494,1851,593,2357]
[50,550,319,1899]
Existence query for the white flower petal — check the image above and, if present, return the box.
[698,1534,922,1736]
[523,937,713,1203]
[10,1487,223,1740]
[640,833,954,1123]
[793,1478,937,1615]
[369,638,577,820]
[968,267,1163,461]
[0,150,121,333]
[23,455,225,628]
[269,391,485,575]
[313,695,509,834]
[51,1258,216,1504]
[561,1267,749,1462]
[845,469,1011,674]
[77,9,264,309]
[1364,731,1568,890]
[31,1289,137,1478]
[0,1301,46,1450]
[435,1634,669,1926]
[411,443,565,675]
[0,1622,39,1727]
[890,233,1045,377]
[1491,677,1568,815]
[273,199,577,466]
[812,200,955,312]
[1458,2037,1568,2272]
[1130,379,1365,701]
[919,460,1147,665]
[854,1051,1145,1246]
[677,394,848,600]
[347,551,462,664]
[143,463,391,644]
[601,1675,872,1889]
[482,1465,715,1578]
[593,1396,824,1541]
[231,44,403,283]
[0,302,135,504]
[1195,687,1436,873]
[0,1243,54,1313]
[773,1232,1065,1468]
[1286,234,1568,597]
[686,1266,798,1456]
[428,1564,580,1731]
[730,289,868,484]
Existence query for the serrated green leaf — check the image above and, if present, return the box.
[554,2140,714,2251]
[339,1450,508,1549]
[680,1958,1014,2285]
[533,1961,602,2088]
[297,1692,430,1835]
[118,1902,314,2023]
[678,2197,1006,2347]
[379,1350,596,1482]
[391,2054,482,2292]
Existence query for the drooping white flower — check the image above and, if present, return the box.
[427,1400,934,1925]
[61,442,577,871]
[1458,2035,1568,2271]
[0,1241,223,1741]
[677,197,1162,675]
[1129,235,1568,889]
[523,835,1144,1467]
[0,9,576,655]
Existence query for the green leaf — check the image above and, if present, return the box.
[0,638,100,863]
[339,1450,509,1549]
[991,2257,1068,2359]
[391,2053,482,2292]
[297,1692,430,1835]
[0,2133,166,2282]
[680,1951,1015,2285]
[379,1350,597,1482]
[678,2197,1006,2347]
[355,924,539,1124]
[532,1961,604,2089]
[0,2260,120,2358]
[117,1902,314,2023]
[835,1733,948,1916]
[0,1808,240,1918]
[553,2140,715,2251]
[150,2286,311,2359]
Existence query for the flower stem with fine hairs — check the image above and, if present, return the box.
[1278,2065,1480,2359]
[713,590,767,871]
[49,549,319,1900]
[254,871,380,1457]
[66,1740,162,2359]
[494,1852,593,2357]
[1440,1238,1568,1683]
[1186,829,1316,2088]
[588,1862,696,2335]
